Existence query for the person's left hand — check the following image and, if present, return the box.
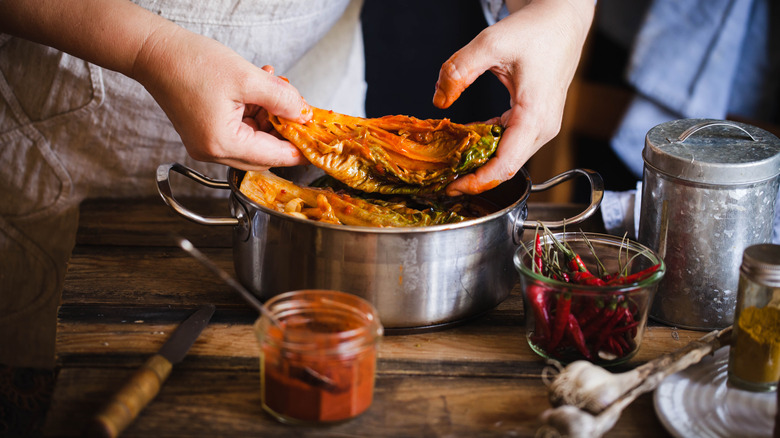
[433,0,594,196]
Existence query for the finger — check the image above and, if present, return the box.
[432,38,494,109]
[467,116,502,126]
[243,66,312,123]
[221,126,309,170]
[242,116,260,131]
[445,117,536,196]
[243,103,261,118]
[254,107,274,132]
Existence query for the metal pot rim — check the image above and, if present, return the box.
[156,163,603,234]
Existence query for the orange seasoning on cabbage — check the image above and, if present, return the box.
[254,290,383,424]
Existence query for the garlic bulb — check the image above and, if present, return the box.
[547,361,642,414]
[538,327,732,438]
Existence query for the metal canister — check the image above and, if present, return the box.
[638,119,780,330]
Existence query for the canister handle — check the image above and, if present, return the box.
[522,168,604,230]
[156,163,239,226]
[675,121,757,143]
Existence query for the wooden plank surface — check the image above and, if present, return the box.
[45,368,664,438]
[43,198,688,437]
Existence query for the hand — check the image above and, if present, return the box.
[132,26,312,170]
[433,0,594,196]
[0,0,312,171]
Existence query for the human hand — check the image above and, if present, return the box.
[433,0,594,196]
[0,0,311,170]
[132,25,312,170]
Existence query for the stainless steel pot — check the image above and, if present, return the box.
[157,163,604,332]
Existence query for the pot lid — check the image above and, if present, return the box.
[643,119,780,184]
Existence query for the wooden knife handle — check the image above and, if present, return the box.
[86,354,173,438]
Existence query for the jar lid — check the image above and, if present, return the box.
[741,244,780,287]
[643,119,780,184]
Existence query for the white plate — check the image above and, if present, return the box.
[654,346,777,438]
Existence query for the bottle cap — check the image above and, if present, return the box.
[741,244,780,287]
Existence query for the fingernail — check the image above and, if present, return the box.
[446,187,463,197]
[300,103,313,121]
[433,87,446,108]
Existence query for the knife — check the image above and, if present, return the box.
[86,304,215,438]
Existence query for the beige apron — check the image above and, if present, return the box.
[0,0,366,368]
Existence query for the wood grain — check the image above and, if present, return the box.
[46,368,667,437]
[44,198,682,437]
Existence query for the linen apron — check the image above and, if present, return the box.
[0,0,366,368]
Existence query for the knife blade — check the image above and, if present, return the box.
[86,305,215,438]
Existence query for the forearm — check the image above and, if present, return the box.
[0,0,312,170]
[0,0,173,79]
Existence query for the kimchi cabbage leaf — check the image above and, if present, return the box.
[269,107,502,195]
[239,170,471,227]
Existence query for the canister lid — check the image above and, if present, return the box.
[741,244,780,287]
[643,119,780,184]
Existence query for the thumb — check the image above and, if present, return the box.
[244,66,312,123]
[432,41,492,109]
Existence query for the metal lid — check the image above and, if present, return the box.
[643,119,780,184]
[741,244,780,287]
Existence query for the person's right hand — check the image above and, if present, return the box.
[432,0,594,196]
[131,27,312,170]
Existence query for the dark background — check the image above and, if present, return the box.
[361,0,508,123]
[360,0,639,201]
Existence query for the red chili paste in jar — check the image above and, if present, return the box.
[257,290,382,424]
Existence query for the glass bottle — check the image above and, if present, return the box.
[254,290,383,424]
[728,244,780,392]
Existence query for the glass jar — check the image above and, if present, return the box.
[514,232,665,366]
[254,290,383,424]
[728,244,780,392]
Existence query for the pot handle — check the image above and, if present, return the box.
[156,163,239,226]
[523,168,604,230]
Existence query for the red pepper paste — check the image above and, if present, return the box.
[258,293,381,424]
[261,343,377,423]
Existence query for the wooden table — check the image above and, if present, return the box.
[42,198,700,437]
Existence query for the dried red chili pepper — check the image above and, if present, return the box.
[607,336,624,357]
[548,292,572,351]
[526,284,551,340]
[608,263,661,285]
[609,320,639,335]
[582,300,617,339]
[576,298,603,327]
[542,226,590,275]
[622,303,638,338]
[593,303,628,353]
[567,254,589,273]
[534,232,543,274]
[572,271,607,286]
[613,332,631,351]
[565,313,592,359]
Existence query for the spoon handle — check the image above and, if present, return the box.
[176,236,282,328]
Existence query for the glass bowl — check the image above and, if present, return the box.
[514,232,665,366]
